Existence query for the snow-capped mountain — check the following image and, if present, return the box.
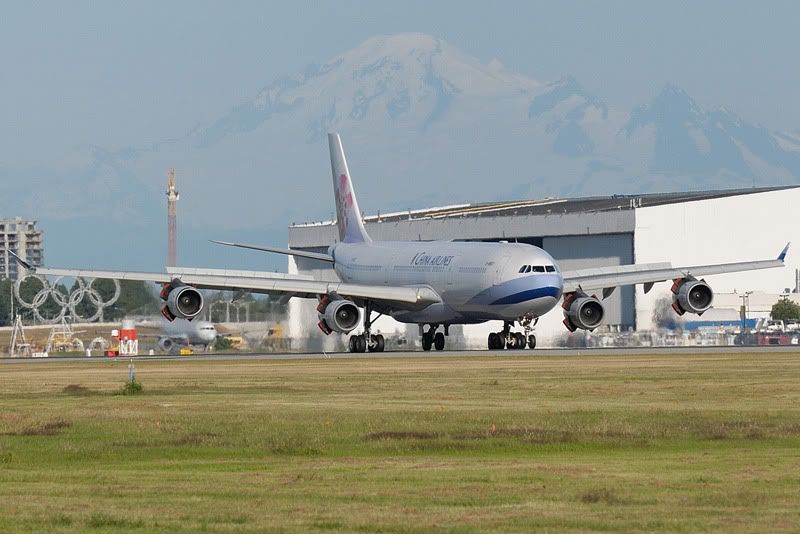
[198,33,542,147]
[626,84,800,182]
[6,32,800,269]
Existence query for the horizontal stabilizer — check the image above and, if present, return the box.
[6,248,32,270]
[210,240,334,263]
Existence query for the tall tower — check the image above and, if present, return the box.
[166,168,179,267]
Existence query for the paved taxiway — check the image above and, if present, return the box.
[2,345,798,364]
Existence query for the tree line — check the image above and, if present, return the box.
[0,278,160,326]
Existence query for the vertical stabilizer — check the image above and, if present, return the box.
[328,133,371,243]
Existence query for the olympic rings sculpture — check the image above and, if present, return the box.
[14,274,121,323]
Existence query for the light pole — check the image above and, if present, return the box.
[739,291,753,345]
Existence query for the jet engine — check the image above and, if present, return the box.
[671,277,713,316]
[160,281,204,321]
[158,337,175,353]
[562,292,605,332]
[317,297,360,335]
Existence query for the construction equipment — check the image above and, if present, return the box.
[260,323,289,352]
[8,316,31,358]
[46,318,85,353]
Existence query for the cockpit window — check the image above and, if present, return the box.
[519,264,559,274]
[520,264,557,274]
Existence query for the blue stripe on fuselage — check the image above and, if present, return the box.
[466,274,563,306]
[490,285,562,305]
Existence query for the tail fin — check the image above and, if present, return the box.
[328,133,371,243]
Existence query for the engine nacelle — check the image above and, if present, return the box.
[161,285,204,321]
[562,292,605,332]
[317,298,360,335]
[671,277,713,316]
[158,337,175,353]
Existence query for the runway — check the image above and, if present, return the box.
[2,344,799,363]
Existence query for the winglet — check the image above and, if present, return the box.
[778,242,791,262]
[6,249,33,270]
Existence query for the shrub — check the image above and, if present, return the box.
[213,336,233,351]
[118,380,143,396]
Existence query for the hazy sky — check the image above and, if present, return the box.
[2,0,799,168]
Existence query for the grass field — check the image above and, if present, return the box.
[1,352,800,532]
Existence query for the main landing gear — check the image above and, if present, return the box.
[347,301,385,353]
[420,324,448,351]
[488,317,537,350]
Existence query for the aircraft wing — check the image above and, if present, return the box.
[31,266,441,309]
[562,243,789,295]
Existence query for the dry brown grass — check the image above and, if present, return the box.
[0,352,799,531]
[3,418,70,436]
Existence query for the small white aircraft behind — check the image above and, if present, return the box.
[157,319,217,353]
[10,134,789,352]
[131,319,218,353]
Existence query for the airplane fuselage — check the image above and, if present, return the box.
[331,241,563,324]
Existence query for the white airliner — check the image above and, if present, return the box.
[156,319,218,352]
[9,133,789,352]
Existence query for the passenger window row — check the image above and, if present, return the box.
[518,265,556,274]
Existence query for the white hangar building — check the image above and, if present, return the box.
[287,186,800,348]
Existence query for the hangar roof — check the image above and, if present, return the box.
[292,185,799,227]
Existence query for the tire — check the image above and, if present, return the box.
[373,334,385,353]
[422,332,433,351]
[488,332,499,350]
[434,332,445,351]
[355,335,367,353]
[348,336,356,353]
[527,334,537,349]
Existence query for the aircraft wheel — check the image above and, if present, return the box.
[372,334,385,353]
[514,332,526,349]
[422,332,433,351]
[348,336,357,353]
[356,335,367,353]
[488,333,500,350]
[434,332,445,351]
[527,334,537,349]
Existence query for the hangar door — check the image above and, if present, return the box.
[543,234,636,330]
